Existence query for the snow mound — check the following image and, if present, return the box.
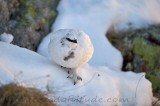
[0,42,153,106]
[0,32,14,43]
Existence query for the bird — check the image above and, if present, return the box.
[48,29,94,85]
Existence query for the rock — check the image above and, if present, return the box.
[0,0,59,51]
[152,97,160,106]
[107,25,160,96]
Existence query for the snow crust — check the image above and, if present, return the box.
[0,42,153,106]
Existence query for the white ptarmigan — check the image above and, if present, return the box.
[48,29,94,85]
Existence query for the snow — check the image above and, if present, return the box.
[37,0,160,70]
[0,42,153,105]
[0,32,14,43]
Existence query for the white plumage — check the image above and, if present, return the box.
[48,29,94,84]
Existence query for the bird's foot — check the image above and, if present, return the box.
[67,70,82,85]
[73,76,82,85]
[60,66,71,74]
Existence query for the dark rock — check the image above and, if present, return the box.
[107,25,160,96]
[0,0,59,51]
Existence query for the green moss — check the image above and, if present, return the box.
[133,37,160,94]
[108,25,160,97]
[19,0,36,17]
[133,37,160,73]
[146,75,160,95]
[148,28,160,36]
[50,10,57,17]
[41,18,46,24]
[15,0,36,27]
[16,17,31,27]
[25,1,36,17]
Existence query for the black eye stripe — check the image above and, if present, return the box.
[66,38,77,43]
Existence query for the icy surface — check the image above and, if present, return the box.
[37,0,160,70]
[0,42,153,106]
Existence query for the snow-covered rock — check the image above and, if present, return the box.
[0,42,153,106]
[0,32,14,43]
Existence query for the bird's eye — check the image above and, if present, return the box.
[66,37,77,43]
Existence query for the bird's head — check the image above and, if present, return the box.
[62,32,78,48]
